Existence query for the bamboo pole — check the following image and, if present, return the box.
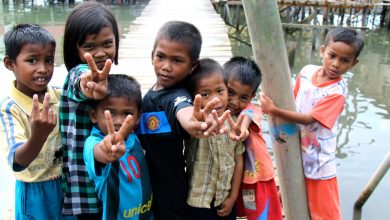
[353,151,390,220]
[241,1,310,219]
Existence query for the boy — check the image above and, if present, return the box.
[185,58,244,220]
[84,74,153,220]
[0,24,68,219]
[136,21,224,220]
[224,57,283,220]
[260,27,364,220]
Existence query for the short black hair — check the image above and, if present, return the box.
[223,56,262,94]
[153,21,202,63]
[4,24,56,62]
[99,74,143,112]
[324,27,364,58]
[186,58,224,97]
[63,1,119,71]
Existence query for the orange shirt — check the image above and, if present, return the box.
[241,103,275,184]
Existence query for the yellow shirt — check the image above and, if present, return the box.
[0,81,62,182]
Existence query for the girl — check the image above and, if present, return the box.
[59,2,119,219]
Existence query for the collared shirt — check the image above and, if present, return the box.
[241,103,275,184]
[60,64,101,215]
[186,132,245,208]
[0,81,62,182]
[294,65,347,180]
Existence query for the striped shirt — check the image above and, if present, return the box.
[60,64,101,215]
[0,82,62,182]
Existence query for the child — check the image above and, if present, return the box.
[136,21,225,219]
[260,27,364,220]
[185,58,244,220]
[60,1,119,218]
[0,24,66,219]
[224,57,283,220]
[84,74,154,220]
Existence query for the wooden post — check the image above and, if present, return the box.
[241,1,310,220]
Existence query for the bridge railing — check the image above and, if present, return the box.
[353,151,390,220]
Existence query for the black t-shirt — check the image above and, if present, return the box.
[137,86,192,220]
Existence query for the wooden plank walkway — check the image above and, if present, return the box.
[112,0,233,94]
[0,1,232,218]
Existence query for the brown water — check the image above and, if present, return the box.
[0,1,389,219]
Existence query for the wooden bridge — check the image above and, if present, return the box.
[112,0,233,94]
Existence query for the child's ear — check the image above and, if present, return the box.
[320,45,325,58]
[3,56,14,71]
[89,109,98,124]
[151,51,155,64]
[251,92,256,100]
[351,58,359,68]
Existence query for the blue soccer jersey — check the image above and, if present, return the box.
[84,126,154,220]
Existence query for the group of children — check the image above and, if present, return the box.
[0,1,364,220]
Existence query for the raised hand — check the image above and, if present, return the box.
[30,93,57,139]
[227,113,249,141]
[190,94,229,137]
[94,110,137,164]
[80,53,112,99]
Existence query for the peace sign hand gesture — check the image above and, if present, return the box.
[80,53,112,100]
[93,110,137,164]
[226,114,249,141]
[30,93,57,139]
[190,95,230,137]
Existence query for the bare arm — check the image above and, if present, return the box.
[260,93,316,125]
[14,93,57,167]
[217,153,244,217]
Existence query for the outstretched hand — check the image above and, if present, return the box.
[227,114,249,141]
[190,94,229,137]
[80,53,112,99]
[94,110,137,164]
[30,93,57,139]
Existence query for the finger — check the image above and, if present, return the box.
[114,141,126,156]
[236,114,245,127]
[99,59,112,81]
[104,110,116,136]
[48,109,54,125]
[111,144,118,154]
[202,97,219,116]
[80,71,92,90]
[203,119,217,137]
[192,95,202,121]
[41,92,50,116]
[102,136,113,154]
[84,53,99,79]
[216,110,229,134]
[31,94,39,119]
[226,113,237,130]
[117,115,134,139]
[238,130,249,141]
[86,81,96,90]
[218,110,230,126]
